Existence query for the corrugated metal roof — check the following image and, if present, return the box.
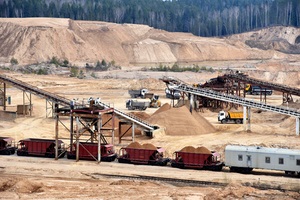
[225,145,300,156]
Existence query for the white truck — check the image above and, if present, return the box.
[126,99,150,110]
[128,89,149,98]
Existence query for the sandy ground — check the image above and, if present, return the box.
[1,70,300,199]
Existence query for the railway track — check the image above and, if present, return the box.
[84,173,296,192]
[85,173,227,187]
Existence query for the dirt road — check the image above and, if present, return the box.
[0,155,299,200]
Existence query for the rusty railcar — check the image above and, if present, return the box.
[171,146,224,171]
[67,142,117,162]
[17,138,66,158]
[117,142,170,166]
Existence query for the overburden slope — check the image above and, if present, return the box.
[0,18,299,66]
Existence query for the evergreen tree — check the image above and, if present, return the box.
[0,0,299,37]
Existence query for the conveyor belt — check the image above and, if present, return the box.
[0,74,70,106]
[224,73,300,96]
[0,74,156,132]
[162,76,300,118]
[98,102,155,131]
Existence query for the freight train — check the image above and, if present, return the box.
[1,137,300,177]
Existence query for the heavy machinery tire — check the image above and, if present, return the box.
[221,119,226,124]
[235,119,242,124]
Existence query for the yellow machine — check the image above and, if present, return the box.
[245,84,251,92]
[149,95,161,108]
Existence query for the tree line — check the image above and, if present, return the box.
[0,0,299,37]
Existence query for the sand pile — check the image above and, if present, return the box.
[180,146,196,153]
[128,112,151,120]
[0,178,43,193]
[196,146,211,154]
[179,146,211,154]
[126,142,157,150]
[152,103,171,115]
[126,142,142,149]
[148,103,216,135]
[141,143,157,150]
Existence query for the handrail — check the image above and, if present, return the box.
[98,102,155,130]
[163,76,300,118]
[225,73,300,96]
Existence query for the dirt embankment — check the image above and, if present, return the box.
[1,18,299,66]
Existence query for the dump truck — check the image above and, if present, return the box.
[128,89,150,98]
[245,84,272,95]
[218,110,246,124]
[126,99,150,110]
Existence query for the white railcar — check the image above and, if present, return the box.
[225,145,300,174]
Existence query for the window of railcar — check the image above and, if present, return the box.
[238,155,243,161]
[279,158,284,165]
[297,159,300,166]
[265,156,270,163]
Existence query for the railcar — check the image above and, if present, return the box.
[67,142,117,161]
[0,137,16,155]
[225,145,300,175]
[117,143,169,166]
[17,138,66,158]
[170,146,224,171]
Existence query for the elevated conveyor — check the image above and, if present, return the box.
[177,84,300,117]
[0,74,156,133]
[98,102,155,131]
[0,74,70,106]
[224,73,300,100]
[162,76,300,135]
